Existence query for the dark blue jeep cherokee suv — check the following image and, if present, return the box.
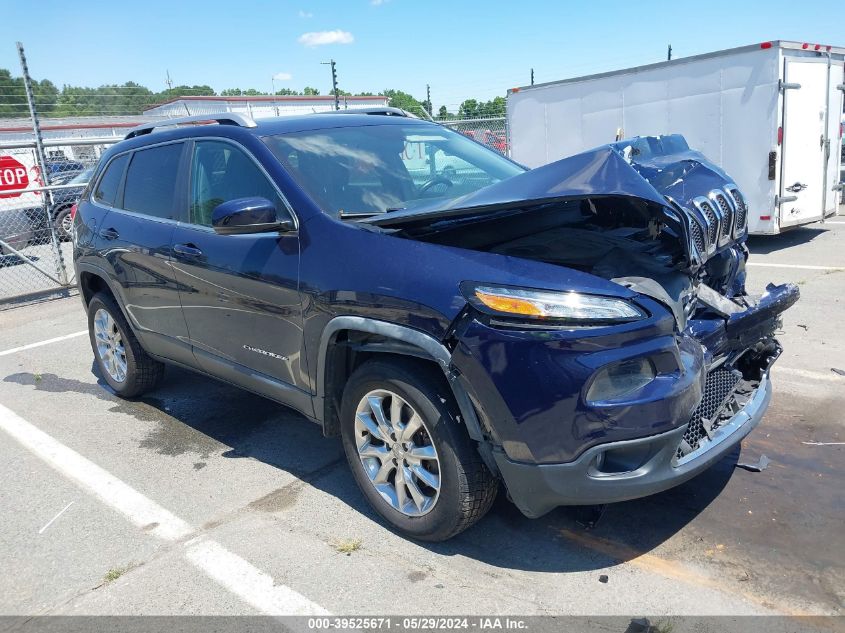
[73,111,797,540]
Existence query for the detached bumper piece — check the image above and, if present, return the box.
[496,367,774,519]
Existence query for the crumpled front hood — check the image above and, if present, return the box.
[367,134,747,271]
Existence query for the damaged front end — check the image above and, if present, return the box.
[366,135,797,511]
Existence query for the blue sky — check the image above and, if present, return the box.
[2,0,843,112]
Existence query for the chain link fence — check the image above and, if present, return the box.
[434,116,509,156]
[0,140,116,305]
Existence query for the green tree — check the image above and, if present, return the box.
[480,96,506,117]
[383,89,423,115]
[458,99,479,118]
[0,68,58,117]
[437,105,449,119]
[52,81,155,116]
[168,84,215,96]
[303,86,320,95]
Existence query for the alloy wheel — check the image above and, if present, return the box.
[354,389,441,516]
[93,308,127,383]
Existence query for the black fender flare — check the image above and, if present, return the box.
[75,262,136,328]
[314,316,487,446]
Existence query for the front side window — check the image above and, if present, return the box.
[122,143,184,219]
[189,140,285,226]
[94,153,129,207]
[264,124,523,217]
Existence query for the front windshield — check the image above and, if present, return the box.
[264,123,524,217]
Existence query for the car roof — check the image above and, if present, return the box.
[103,113,434,159]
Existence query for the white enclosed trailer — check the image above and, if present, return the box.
[507,41,845,234]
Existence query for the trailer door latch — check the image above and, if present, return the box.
[785,182,807,193]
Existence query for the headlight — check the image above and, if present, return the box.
[462,283,645,323]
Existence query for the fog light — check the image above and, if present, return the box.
[586,358,656,403]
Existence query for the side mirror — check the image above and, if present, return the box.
[211,197,295,235]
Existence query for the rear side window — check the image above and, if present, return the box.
[122,143,184,219]
[94,153,129,206]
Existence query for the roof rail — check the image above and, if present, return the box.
[124,113,258,139]
[316,107,418,119]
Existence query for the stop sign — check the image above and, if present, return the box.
[0,156,30,198]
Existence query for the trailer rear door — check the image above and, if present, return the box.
[779,59,829,227]
[823,63,844,215]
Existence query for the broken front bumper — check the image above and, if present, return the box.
[495,372,772,518]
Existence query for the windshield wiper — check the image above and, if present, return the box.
[338,210,385,220]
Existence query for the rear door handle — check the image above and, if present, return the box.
[173,243,203,258]
[99,227,119,240]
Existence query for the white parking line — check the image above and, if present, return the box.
[0,403,192,541]
[0,402,329,615]
[746,263,844,271]
[185,538,329,616]
[0,331,87,357]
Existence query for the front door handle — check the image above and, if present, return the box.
[99,227,119,240]
[173,243,203,258]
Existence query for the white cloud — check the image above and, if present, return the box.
[297,30,354,47]
[273,72,293,81]
[370,0,390,5]
[298,10,313,18]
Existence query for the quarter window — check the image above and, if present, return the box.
[94,153,129,207]
[189,141,284,226]
[122,143,184,219]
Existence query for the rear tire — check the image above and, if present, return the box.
[340,357,497,541]
[87,292,164,398]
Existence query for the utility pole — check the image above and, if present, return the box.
[321,59,339,111]
[426,84,431,116]
[166,70,173,93]
[531,68,534,86]
[667,44,672,61]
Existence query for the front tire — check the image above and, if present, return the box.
[340,357,497,541]
[87,292,164,397]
